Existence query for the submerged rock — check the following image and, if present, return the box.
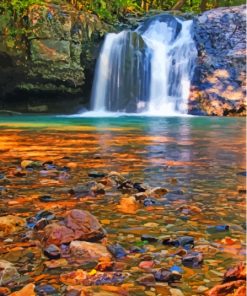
[206,225,230,233]
[153,268,182,282]
[182,252,203,268]
[70,241,111,260]
[0,215,26,237]
[64,209,105,242]
[141,235,158,243]
[107,243,127,258]
[162,236,194,248]
[35,285,58,295]
[88,171,107,178]
[44,224,75,245]
[0,260,20,285]
[44,244,61,259]
[137,274,156,286]
[10,284,36,296]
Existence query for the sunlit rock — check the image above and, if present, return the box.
[0,215,26,237]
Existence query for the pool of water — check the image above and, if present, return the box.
[0,115,245,295]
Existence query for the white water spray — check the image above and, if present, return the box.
[90,15,197,115]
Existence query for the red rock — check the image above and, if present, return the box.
[64,209,105,241]
[44,224,74,245]
[139,261,154,270]
[224,263,246,282]
[0,287,11,296]
[208,280,246,296]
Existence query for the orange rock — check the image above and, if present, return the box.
[224,263,246,282]
[117,195,139,214]
[10,283,35,296]
[234,286,246,296]
[207,280,246,296]
[0,215,25,237]
[60,269,87,285]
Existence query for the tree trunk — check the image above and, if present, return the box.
[200,0,208,11]
[172,0,187,10]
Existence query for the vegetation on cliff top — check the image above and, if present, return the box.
[0,0,245,26]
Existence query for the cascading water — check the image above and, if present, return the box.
[90,14,197,115]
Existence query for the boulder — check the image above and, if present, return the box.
[64,209,105,242]
[44,224,75,245]
[70,241,111,260]
[190,5,246,116]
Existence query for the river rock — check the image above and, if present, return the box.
[182,252,203,268]
[0,260,20,285]
[44,224,75,245]
[148,187,168,197]
[70,241,111,259]
[153,268,182,282]
[141,235,158,243]
[208,280,246,296]
[88,171,106,178]
[224,263,246,282]
[10,284,35,296]
[64,209,105,242]
[117,195,139,214]
[137,274,156,286]
[107,243,127,258]
[35,285,58,295]
[44,244,61,259]
[0,215,26,237]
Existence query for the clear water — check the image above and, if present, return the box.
[0,115,245,295]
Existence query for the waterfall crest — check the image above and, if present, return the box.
[90,15,197,115]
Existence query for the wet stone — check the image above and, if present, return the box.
[133,182,148,192]
[35,285,58,295]
[141,235,158,243]
[137,274,156,286]
[0,260,20,285]
[44,244,61,259]
[107,243,127,258]
[182,252,203,268]
[38,195,55,202]
[64,209,105,242]
[143,198,162,206]
[34,218,49,230]
[153,268,182,283]
[206,225,230,234]
[129,246,146,253]
[88,171,106,178]
[70,241,111,260]
[162,236,194,248]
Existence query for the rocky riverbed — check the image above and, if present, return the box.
[0,116,245,295]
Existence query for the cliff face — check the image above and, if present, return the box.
[190,5,246,116]
[0,3,109,113]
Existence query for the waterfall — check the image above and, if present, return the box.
[90,14,197,115]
